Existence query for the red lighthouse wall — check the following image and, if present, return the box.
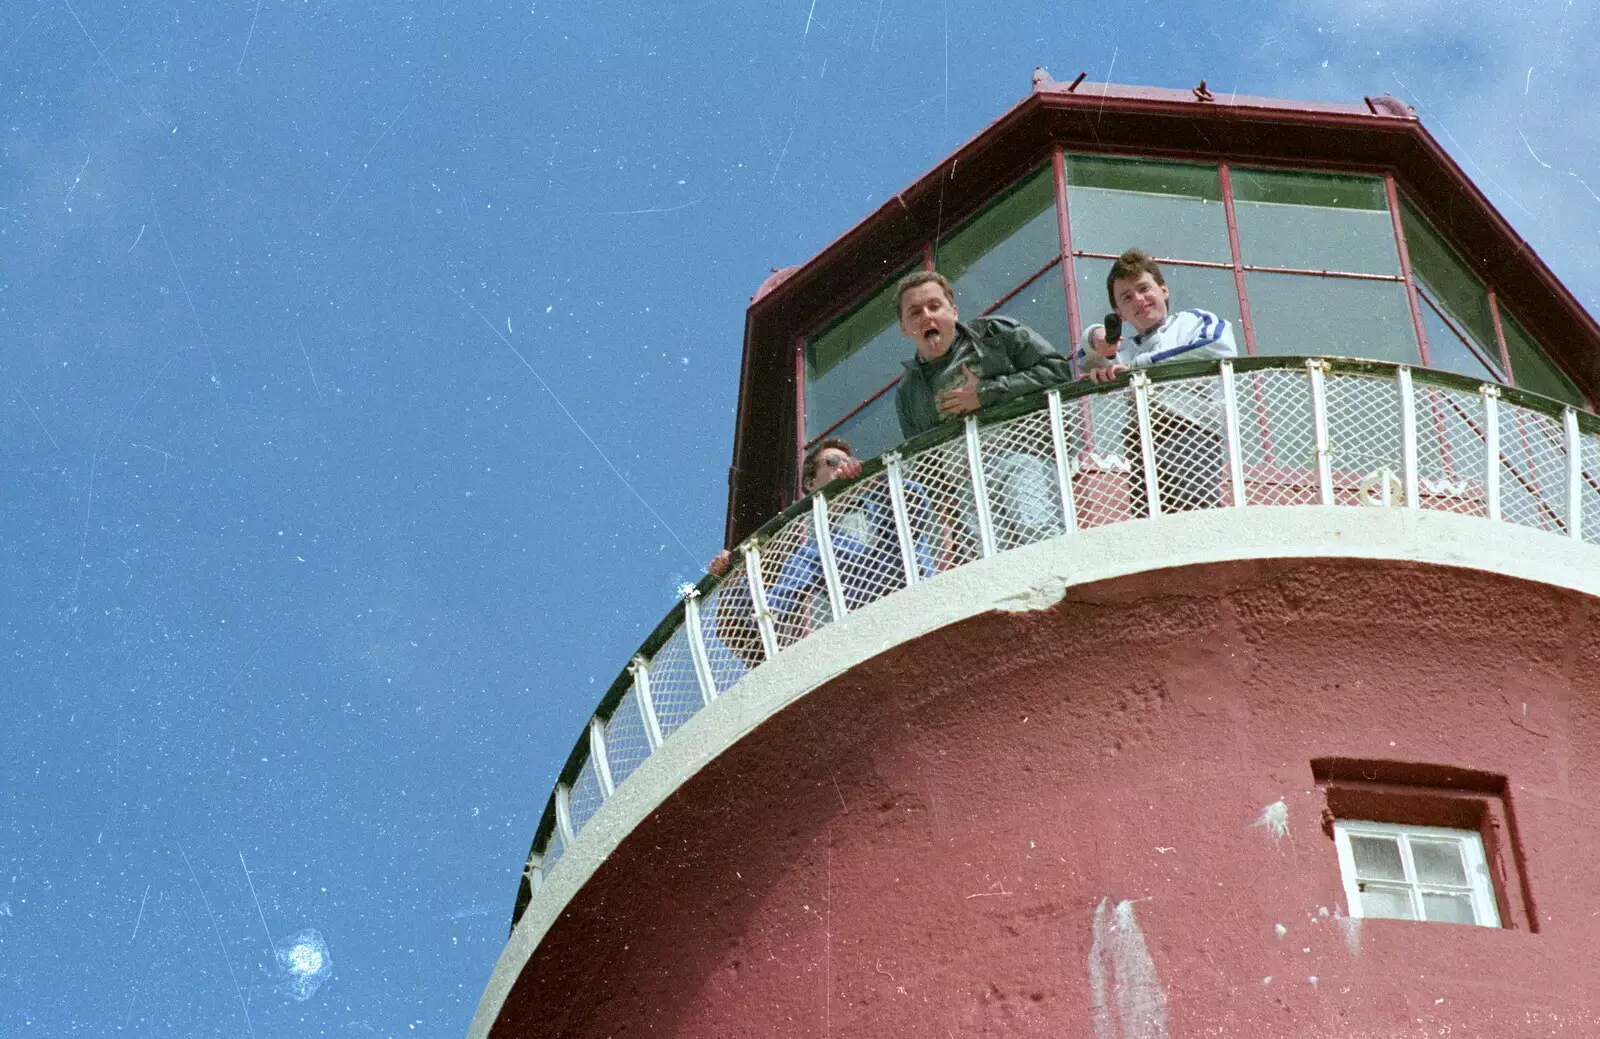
[493,557,1600,1037]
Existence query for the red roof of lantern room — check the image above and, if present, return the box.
[723,73,1600,546]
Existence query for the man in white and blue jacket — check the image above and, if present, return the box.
[1077,248,1238,513]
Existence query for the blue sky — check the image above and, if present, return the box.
[2,1,1595,1036]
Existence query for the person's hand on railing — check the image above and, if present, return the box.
[1088,323,1121,360]
[707,550,732,577]
[1083,363,1130,384]
[936,364,982,418]
[831,456,863,482]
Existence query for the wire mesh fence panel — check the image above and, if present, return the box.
[1579,431,1600,545]
[701,564,762,692]
[1070,390,1138,528]
[1080,388,1135,457]
[1582,433,1600,548]
[1498,407,1568,534]
[567,757,606,834]
[603,687,653,788]
[1323,372,1405,508]
[1235,368,1318,505]
[903,436,982,572]
[757,510,830,649]
[824,472,914,612]
[1413,384,1489,516]
[980,409,1065,550]
[542,824,566,872]
[1145,375,1228,515]
[645,627,707,738]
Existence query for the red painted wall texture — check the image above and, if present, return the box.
[493,557,1600,1037]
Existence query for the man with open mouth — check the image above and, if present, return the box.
[891,270,1075,554]
[892,270,1072,441]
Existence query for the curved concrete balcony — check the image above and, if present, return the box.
[470,356,1600,1038]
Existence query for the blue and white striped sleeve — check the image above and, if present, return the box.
[1138,310,1238,366]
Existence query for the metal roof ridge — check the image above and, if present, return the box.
[1031,70,1386,117]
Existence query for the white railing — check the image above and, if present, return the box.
[513,356,1600,919]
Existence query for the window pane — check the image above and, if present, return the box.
[805,266,916,440]
[1400,200,1497,354]
[1076,258,1241,354]
[1502,307,1587,407]
[820,389,904,463]
[1421,891,1477,925]
[1066,155,1230,263]
[1350,834,1405,880]
[1410,838,1469,886]
[940,165,1059,312]
[1231,168,1399,275]
[1246,273,1417,363]
[1421,294,1501,381]
[1359,883,1416,920]
[991,268,1070,361]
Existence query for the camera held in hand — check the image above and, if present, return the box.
[1103,312,1123,347]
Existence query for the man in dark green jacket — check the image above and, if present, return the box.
[893,270,1074,440]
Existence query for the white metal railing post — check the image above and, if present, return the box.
[1219,361,1247,508]
[554,783,577,846]
[524,852,544,893]
[588,718,615,798]
[1565,408,1583,540]
[629,656,664,751]
[884,453,924,586]
[1307,359,1334,506]
[1131,372,1162,517]
[1481,384,1501,522]
[964,416,999,557]
[740,543,781,660]
[811,494,849,621]
[1046,390,1080,532]
[1398,367,1419,510]
[681,589,718,705]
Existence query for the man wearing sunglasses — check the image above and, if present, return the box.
[710,438,936,645]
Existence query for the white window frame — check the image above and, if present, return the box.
[1332,820,1501,928]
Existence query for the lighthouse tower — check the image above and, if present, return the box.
[471,76,1600,1038]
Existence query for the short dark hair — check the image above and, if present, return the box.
[1106,248,1165,308]
[894,270,955,319]
[803,437,854,490]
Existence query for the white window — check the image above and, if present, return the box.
[1332,821,1500,927]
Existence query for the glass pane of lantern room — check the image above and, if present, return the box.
[1246,273,1418,363]
[1400,201,1499,359]
[822,391,904,464]
[805,266,916,442]
[939,165,1060,313]
[1501,307,1588,408]
[1065,156,1230,264]
[1420,295,1501,381]
[991,269,1070,362]
[1230,167,1400,275]
[1075,258,1241,353]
